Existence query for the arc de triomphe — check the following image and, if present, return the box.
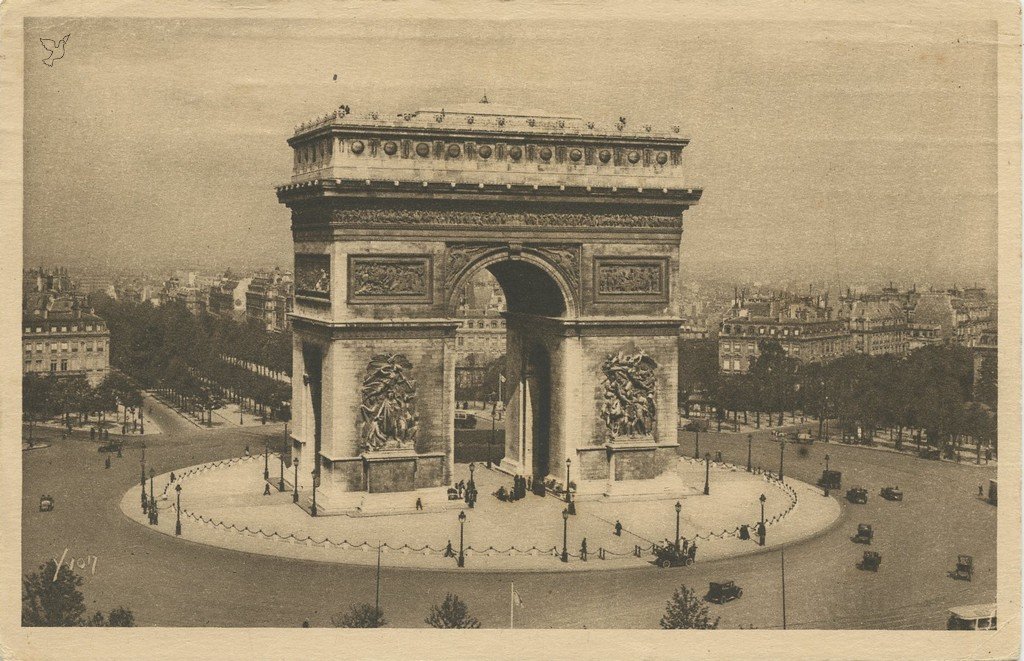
[276,103,702,512]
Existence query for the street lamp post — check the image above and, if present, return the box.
[694,428,700,459]
[175,483,182,536]
[823,454,831,497]
[779,438,785,482]
[149,467,157,525]
[279,451,285,492]
[458,511,466,568]
[704,452,711,495]
[674,501,682,551]
[561,509,569,562]
[469,462,475,488]
[264,440,270,481]
[311,468,318,516]
[140,451,148,514]
[565,458,575,515]
[747,434,753,472]
[759,493,767,546]
[293,458,299,503]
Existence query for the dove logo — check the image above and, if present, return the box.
[40,34,70,67]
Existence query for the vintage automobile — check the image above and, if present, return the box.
[39,495,54,512]
[653,541,693,568]
[953,554,974,581]
[947,604,997,630]
[818,470,842,490]
[858,550,882,572]
[880,486,903,501]
[852,523,873,544]
[788,431,815,445]
[705,580,743,604]
[846,487,868,504]
[446,487,460,501]
[919,448,942,460]
[454,412,478,429]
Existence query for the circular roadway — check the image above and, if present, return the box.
[21,396,995,629]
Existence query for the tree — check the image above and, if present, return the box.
[975,354,997,410]
[659,585,720,629]
[23,374,55,441]
[22,560,135,627]
[425,593,481,629]
[331,604,386,628]
[23,560,88,626]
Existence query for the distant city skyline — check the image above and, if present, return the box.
[24,17,998,286]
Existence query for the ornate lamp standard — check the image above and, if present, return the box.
[149,467,158,525]
[263,440,270,481]
[759,493,767,546]
[747,434,753,472]
[561,508,569,562]
[468,462,475,487]
[565,457,576,515]
[694,427,700,459]
[823,454,831,497]
[704,452,711,495]
[779,437,786,482]
[311,468,318,516]
[674,501,682,551]
[279,451,286,492]
[174,483,182,536]
[140,449,148,514]
[292,457,299,503]
[457,510,466,568]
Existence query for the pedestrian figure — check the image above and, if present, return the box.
[170,471,176,482]
[416,497,423,511]
[122,424,127,435]
[614,520,623,536]
[264,483,271,496]
[117,446,123,458]
[688,542,697,563]
[580,538,588,561]
[527,475,533,492]
[757,521,766,546]
[681,538,689,554]
[444,540,455,557]
[302,620,310,628]
[104,456,111,469]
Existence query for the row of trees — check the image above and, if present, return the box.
[679,339,997,453]
[89,295,292,422]
[23,372,143,440]
[329,587,717,629]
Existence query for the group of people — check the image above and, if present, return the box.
[454,479,478,507]
[495,474,532,502]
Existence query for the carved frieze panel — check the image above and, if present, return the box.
[593,257,669,303]
[348,255,433,304]
[293,207,681,230]
[360,353,418,453]
[295,254,331,299]
[599,350,658,440]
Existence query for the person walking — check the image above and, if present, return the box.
[688,542,697,563]
[416,497,423,511]
[614,520,623,536]
[580,538,588,562]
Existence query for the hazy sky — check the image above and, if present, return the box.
[24,16,997,286]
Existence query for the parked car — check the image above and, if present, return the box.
[880,486,903,501]
[852,523,873,544]
[919,448,942,460]
[858,550,882,572]
[947,604,997,630]
[705,580,743,604]
[39,495,54,512]
[953,554,974,581]
[454,412,478,429]
[653,542,693,568]
[846,487,868,504]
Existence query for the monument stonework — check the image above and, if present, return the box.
[276,103,702,509]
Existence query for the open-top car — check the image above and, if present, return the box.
[39,495,54,512]
[653,541,693,568]
[858,550,882,572]
[953,554,974,581]
[853,523,873,544]
[705,580,742,604]
[880,486,903,501]
[846,487,868,504]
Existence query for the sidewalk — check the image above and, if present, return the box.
[122,455,840,572]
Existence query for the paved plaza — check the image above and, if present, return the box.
[123,453,839,570]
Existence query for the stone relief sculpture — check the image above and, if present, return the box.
[349,257,430,299]
[599,350,658,439]
[299,208,682,230]
[597,262,663,294]
[294,254,331,297]
[359,354,418,452]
